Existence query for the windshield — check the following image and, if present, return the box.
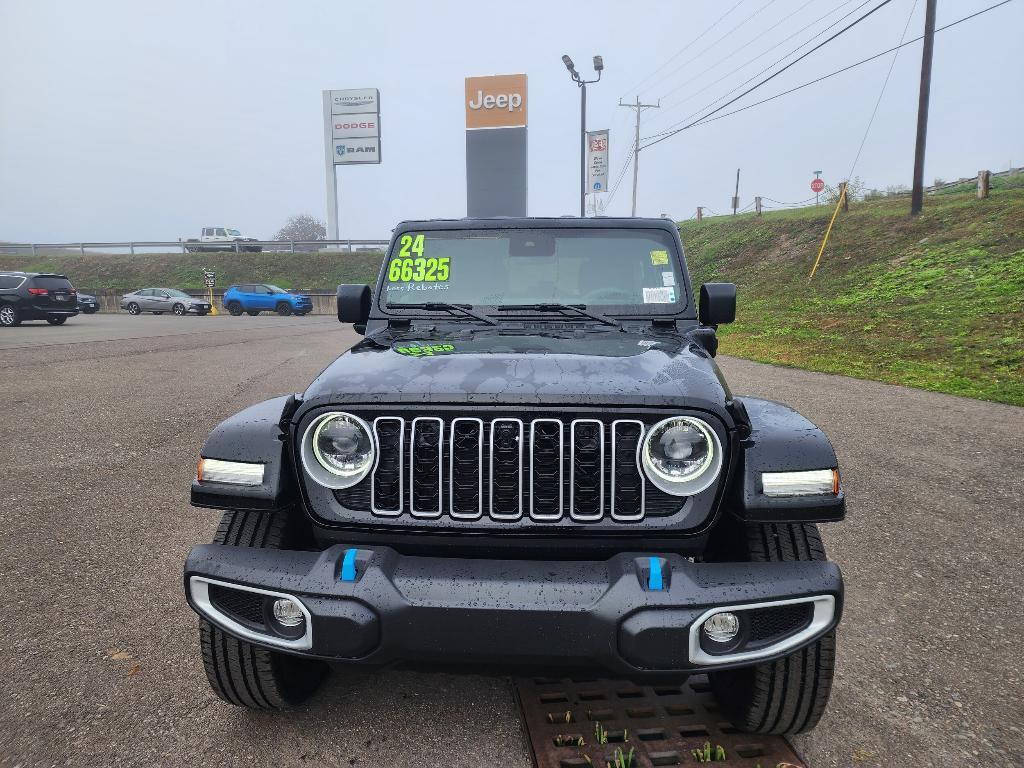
[382,228,684,311]
[265,285,288,294]
[226,229,241,236]
[165,289,191,298]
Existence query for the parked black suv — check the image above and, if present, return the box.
[0,272,80,327]
[184,218,845,735]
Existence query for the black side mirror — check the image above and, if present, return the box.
[337,284,371,330]
[699,283,736,326]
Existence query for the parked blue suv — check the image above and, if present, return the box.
[223,284,312,317]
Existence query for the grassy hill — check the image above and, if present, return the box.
[0,249,385,291]
[3,184,1021,405]
[681,185,1024,406]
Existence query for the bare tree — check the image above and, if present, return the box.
[274,214,326,242]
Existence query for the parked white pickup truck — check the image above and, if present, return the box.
[183,227,262,253]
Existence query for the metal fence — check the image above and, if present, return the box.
[0,239,390,256]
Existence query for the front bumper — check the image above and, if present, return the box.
[184,544,842,677]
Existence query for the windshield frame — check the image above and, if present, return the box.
[374,220,694,322]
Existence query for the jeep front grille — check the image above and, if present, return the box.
[359,416,666,522]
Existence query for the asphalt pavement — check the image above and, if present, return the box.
[1,315,1020,768]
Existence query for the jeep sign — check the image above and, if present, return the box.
[465,73,528,129]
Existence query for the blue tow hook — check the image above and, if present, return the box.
[648,557,664,591]
[340,548,358,582]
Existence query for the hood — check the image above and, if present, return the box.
[302,326,732,413]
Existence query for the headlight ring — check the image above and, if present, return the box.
[300,412,375,489]
[641,416,723,496]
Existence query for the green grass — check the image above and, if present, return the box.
[680,185,1024,406]
[0,249,384,291]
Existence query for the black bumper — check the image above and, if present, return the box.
[184,544,842,678]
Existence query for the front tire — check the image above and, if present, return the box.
[46,316,68,325]
[173,303,186,316]
[706,522,836,735]
[275,302,292,316]
[126,302,140,315]
[199,509,327,709]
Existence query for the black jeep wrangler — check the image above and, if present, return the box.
[184,217,844,735]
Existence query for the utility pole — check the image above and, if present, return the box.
[618,97,660,216]
[732,168,741,215]
[911,0,937,216]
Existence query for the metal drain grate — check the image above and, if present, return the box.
[514,675,807,768]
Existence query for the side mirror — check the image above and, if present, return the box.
[337,284,371,329]
[699,283,736,326]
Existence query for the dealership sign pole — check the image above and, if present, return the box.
[322,88,381,240]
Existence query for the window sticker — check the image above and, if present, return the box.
[650,249,669,266]
[387,255,450,283]
[643,286,676,304]
[393,343,456,357]
[662,271,675,287]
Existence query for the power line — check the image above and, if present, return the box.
[650,0,834,109]
[637,0,1013,144]
[645,0,861,130]
[628,0,783,101]
[619,0,746,99]
[645,0,881,138]
[847,0,920,180]
[638,0,899,150]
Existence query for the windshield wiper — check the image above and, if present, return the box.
[393,302,498,326]
[496,303,622,328]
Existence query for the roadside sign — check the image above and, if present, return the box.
[326,88,381,165]
[330,88,379,115]
[203,270,215,288]
[333,137,381,163]
[811,178,825,193]
[332,114,379,139]
[587,129,609,192]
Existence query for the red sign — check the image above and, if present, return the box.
[811,178,825,193]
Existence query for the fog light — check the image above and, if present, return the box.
[702,612,740,643]
[272,598,304,627]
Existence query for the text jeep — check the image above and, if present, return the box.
[184,217,845,734]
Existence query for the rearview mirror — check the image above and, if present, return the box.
[699,283,736,326]
[337,284,371,329]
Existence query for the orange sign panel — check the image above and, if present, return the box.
[465,74,528,129]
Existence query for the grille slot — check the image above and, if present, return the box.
[570,420,604,521]
[449,418,484,519]
[611,420,645,521]
[490,418,524,520]
[371,417,403,515]
[410,417,443,517]
[530,419,564,521]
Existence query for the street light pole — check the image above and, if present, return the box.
[562,54,603,217]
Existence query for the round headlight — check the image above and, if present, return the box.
[300,412,375,489]
[641,416,723,496]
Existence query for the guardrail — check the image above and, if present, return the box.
[0,239,390,255]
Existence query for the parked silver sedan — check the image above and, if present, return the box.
[121,288,211,316]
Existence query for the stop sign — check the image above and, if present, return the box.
[811,178,825,193]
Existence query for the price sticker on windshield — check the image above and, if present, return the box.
[388,234,450,282]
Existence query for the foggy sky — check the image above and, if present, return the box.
[1,0,1021,242]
